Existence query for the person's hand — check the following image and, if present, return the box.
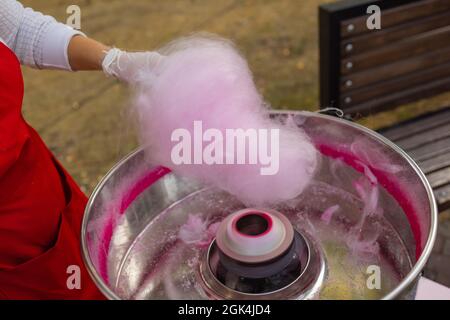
[101,48,164,84]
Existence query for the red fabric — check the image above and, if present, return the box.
[0,42,104,299]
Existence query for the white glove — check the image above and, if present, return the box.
[101,48,164,83]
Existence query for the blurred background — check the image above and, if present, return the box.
[20,0,450,288]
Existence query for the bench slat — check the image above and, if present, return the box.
[379,107,450,141]
[344,76,450,116]
[340,0,450,38]
[341,46,450,92]
[427,167,450,188]
[419,151,450,174]
[341,11,450,57]
[341,62,450,108]
[341,26,450,75]
[395,122,450,151]
[409,137,450,162]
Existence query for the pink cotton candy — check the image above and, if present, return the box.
[353,176,381,217]
[133,35,317,205]
[346,173,382,258]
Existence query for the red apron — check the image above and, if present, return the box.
[0,42,104,299]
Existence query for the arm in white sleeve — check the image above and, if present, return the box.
[0,0,84,70]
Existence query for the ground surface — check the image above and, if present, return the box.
[19,0,450,291]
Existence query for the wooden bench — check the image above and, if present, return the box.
[319,0,450,211]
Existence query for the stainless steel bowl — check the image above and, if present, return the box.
[81,111,437,300]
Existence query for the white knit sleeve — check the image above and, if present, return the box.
[0,0,85,70]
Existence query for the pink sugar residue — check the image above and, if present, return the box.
[178,214,220,248]
[88,166,170,283]
[316,142,424,259]
[353,176,382,218]
[320,204,340,225]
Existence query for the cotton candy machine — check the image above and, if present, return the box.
[81,111,437,300]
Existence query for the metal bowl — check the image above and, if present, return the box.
[81,111,437,300]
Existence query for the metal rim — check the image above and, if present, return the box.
[81,149,143,300]
[81,110,438,300]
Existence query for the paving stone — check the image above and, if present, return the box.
[438,220,450,238]
[433,234,445,254]
[424,211,450,288]
[443,239,450,256]
[424,254,450,287]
